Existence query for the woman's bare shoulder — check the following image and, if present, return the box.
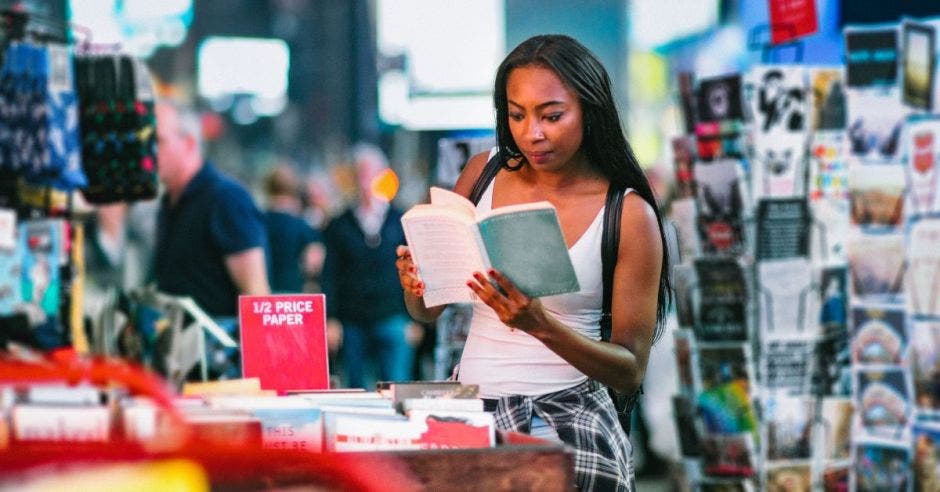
[452,150,494,199]
[619,192,662,255]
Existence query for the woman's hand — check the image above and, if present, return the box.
[467,269,546,334]
[395,245,425,297]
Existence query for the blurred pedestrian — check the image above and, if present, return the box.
[263,164,325,294]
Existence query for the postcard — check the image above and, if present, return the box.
[907,217,940,318]
[848,162,905,227]
[847,230,906,299]
[904,117,940,217]
[700,433,756,478]
[846,89,909,161]
[902,22,936,110]
[758,259,816,339]
[810,68,846,131]
[854,441,911,492]
[850,304,907,365]
[694,258,747,342]
[820,397,853,461]
[765,462,811,492]
[854,367,911,433]
[844,27,898,88]
[694,158,745,254]
[763,394,814,461]
[696,344,757,435]
[911,320,940,412]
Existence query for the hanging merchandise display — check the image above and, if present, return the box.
[0,41,85,190]
[75,53,157,204]
[0,8,156,354]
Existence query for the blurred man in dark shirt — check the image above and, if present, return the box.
[153,101,270,316]
[262,164,324,293]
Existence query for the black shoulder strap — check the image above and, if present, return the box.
[600,184,624,342]
[468,150,503,206]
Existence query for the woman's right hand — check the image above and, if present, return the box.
[395,245,425,297]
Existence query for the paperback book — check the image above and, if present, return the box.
[401,187,579,307]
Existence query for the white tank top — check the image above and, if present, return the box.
[457,179,634,397]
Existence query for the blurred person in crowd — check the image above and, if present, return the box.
[396,35,670,491]
[302,171,339,230]
[153,101,270,377]
[263,164,325,294]
[322,143,413,389]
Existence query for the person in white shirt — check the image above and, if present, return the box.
[396,35,671,491]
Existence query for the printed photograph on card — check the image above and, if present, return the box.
[694,258,747,342]
[674,328,696,396]
[756,200,810,261]
[847,230,905,299]
[902,22,936,110]
[673,394,702,457]
[672,136,697,199]
[845,28,898,88]
[764,339,815,394]
[673,263,696,328]
[20,220,62,322]
[759,259,816,339]
[823,466,850,492]
[765,463,811,492]
[698,479,756,492]
[810,196,850,264]
[809,131,848,200]
[811,68,846,131]
[855,367,911,431]
[670,198,700,262]
[821,397,853,460]
[907,217,940,317]
[696,345,757,434]
[815,327,853,397]
[905,117,940,217]
[764,394,813,461]
[854,443,911,492]
[694,158,745,254]
[849,162,905,227]
[0,211,21,316]
[751,66,806,135]
[914,424,940,492]
[698,74,745,123]
[752,146,806,198]
[820,266,849,331]
[911,320,940,412]
[700,433,756,478]
[435,135,495,188]
[846,90,909,160]
[748,66,808,198]
[850,305,907,365]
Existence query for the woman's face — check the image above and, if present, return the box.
[506,65,584,171]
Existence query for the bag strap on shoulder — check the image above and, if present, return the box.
[468,149,503,206]
[600,184,624,342]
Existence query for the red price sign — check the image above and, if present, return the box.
[239,294,329,393]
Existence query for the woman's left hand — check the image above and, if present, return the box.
[467,269,545,333]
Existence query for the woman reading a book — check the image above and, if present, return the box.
[396,34,671,491]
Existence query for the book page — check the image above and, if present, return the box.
[401,211,487,307]
[429,186,477,219]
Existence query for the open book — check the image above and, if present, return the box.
[401,187,579,307]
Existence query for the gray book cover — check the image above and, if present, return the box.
[477,207,580,298]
